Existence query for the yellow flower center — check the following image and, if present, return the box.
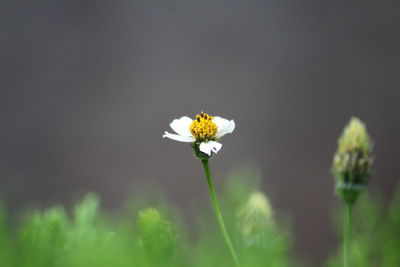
[189,112,218,141]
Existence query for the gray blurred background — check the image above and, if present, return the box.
[1,0,400,266]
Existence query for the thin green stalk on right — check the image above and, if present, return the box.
[343,203,352,267]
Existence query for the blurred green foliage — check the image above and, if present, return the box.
[0,165,399,267]
[0,165,294,267]
[327,186,400,267]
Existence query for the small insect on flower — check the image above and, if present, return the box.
[163,112,235,157]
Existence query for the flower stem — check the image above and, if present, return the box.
[201,159,241,267]
[344,202,353,267]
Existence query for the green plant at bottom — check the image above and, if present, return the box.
[0,165,296,267]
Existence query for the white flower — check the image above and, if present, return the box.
[163,112,235,156]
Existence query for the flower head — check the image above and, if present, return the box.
[332,117,373,204]
[163,112,235,157]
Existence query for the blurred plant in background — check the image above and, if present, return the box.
[236,191,292,267]
[327,187,400,267]
[192,163,294,267]
[0,163,399,267]
[0,164,295,267]
[136,208,177,266]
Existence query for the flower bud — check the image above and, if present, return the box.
[237,191,273,247]
[137,208,176,262]
[332,117,373,205]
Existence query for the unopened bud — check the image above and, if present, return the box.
[137,208,175,261]
[237,192,273,247]
[332,117,373,205]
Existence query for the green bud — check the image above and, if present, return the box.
[137,208,176,262]
[237,191,273,247]
[74,193,100,227]
[137,208,169,235]
[332,117,373,205]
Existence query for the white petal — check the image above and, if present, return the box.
[214,116,235,138]
[163,132,195,142]
[169,116,193,136]
[199,141,222,156]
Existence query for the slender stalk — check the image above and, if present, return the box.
[201,159,241,267]
[344,203,353,267]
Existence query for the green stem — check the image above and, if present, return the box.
[344,203,353,267]
[201,159,241,267]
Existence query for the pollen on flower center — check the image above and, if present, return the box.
[189,112,218,141]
